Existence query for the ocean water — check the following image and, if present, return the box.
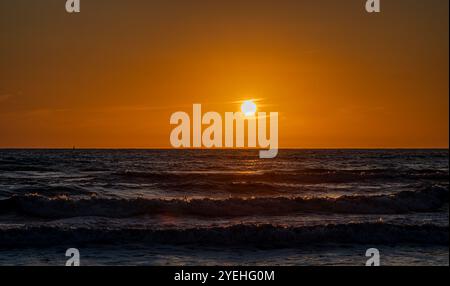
[0,149,448,266]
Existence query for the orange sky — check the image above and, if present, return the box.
[0,0,448,148]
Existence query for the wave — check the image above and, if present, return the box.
[0,165,57,172]
[4,185,98,198]
[0,223,447,248]
[0,186,447,219]
[114,168,449,184]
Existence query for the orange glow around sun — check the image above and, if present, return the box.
[0,1,448,149]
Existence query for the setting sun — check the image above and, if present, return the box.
[0,0,448,269]
[241,100,257,117]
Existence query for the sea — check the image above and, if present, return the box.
[0,149,448,266]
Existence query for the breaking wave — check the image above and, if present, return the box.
[0,223,447,248]
[0,185,447,219]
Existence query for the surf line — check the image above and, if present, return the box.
[170,104,279,159]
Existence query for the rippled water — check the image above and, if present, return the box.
[0,149,448,265]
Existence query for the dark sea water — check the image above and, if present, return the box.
[0,149,448,266]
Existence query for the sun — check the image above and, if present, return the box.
[241,100,257,116]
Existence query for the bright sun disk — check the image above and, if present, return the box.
[241,100,257,116]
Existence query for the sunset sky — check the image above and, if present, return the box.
[0,0,448,148]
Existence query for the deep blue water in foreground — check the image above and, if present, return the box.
[0,149,448,266]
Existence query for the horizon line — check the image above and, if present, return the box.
[0,147,448,150]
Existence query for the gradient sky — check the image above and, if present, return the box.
[0,0,448,148]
